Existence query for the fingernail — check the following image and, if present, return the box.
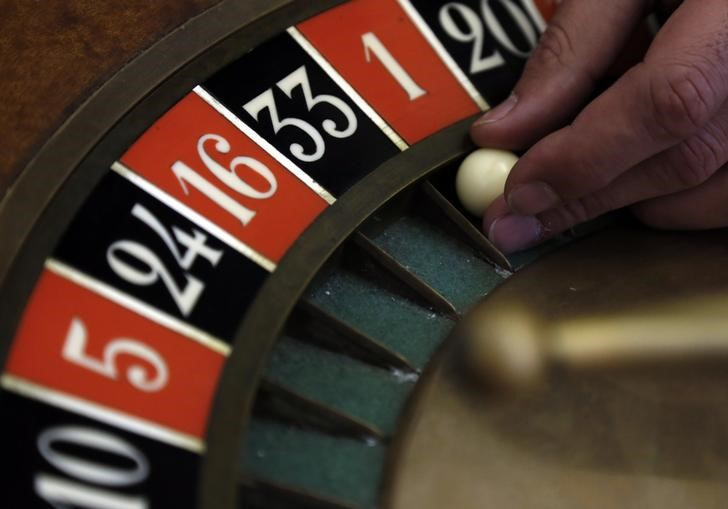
[473,94,518,125]
[507,181,560,215]
[487,214,543,254]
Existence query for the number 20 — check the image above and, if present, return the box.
[440,0,538,74]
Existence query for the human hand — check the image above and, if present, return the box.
[470,0,728,253]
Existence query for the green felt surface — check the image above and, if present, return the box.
[306,268,453,369]
[244,418,386,509]
[266,337,415,435]
[247,212,567,507]
[368,216,505,312]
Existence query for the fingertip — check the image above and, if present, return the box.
[469,84,583,151]
[470,94,545,150]
[483,196,544,254]
[472,94,519,128]
[482,195,510,234]
[487,214,543,254]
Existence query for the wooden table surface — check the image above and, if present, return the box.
[0,0,220,200]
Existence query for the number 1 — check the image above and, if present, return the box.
[362,32,426,101]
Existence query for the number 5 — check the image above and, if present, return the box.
[62,318,169,392]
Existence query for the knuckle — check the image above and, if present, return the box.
[674,132,724,187]
[537,208,570,235]
[536,126,612,195]
[550,199,590,227]
[539,195,608,235]
[561,200,590,224]
[647,62,717,140]
[531,21,576,71]
[568,152,613,193]
[578,191,619,218]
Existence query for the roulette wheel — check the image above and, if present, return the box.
[3,1,728,508]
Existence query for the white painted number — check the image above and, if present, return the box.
[35,426,149,509]
[440,0,538,74]
[38,427,149,486]
[362,32,426,100]
[62,317,169,392]
[244,65,358,163]
[107,240,204,317]
[130,203,222,270]
[36,476,147,509]
[107,203,223,316]
[173,133,278,226]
